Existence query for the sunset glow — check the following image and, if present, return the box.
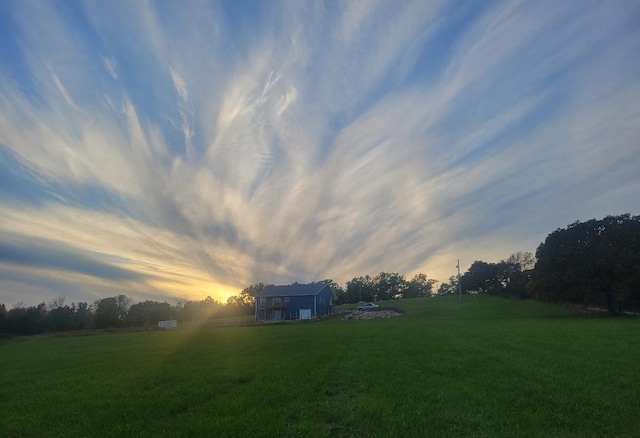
[1,1,639,306]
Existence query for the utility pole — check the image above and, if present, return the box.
[457,259,462,302]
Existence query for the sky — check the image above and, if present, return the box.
[1,0,639,308]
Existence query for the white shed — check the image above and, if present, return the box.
[157,320,178,329]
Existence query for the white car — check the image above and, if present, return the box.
[357,302,380,311]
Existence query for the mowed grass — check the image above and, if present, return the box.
[1,296,639,437]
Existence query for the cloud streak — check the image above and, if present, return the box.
[1,0,639,306]
[0,237,144,282]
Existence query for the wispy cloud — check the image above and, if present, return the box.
[101,55,118,80]
[1,0,639,306]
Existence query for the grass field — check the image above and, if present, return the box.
[1,295,639,437]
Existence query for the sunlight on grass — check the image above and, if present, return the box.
[1,296,639,437]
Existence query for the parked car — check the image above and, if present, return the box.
[357,302,380,311]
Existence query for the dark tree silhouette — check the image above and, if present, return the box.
[532,214,640,313]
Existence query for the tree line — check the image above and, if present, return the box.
[221,274,437,308]
[339,273,436,303]
[0,273,436,337]
[2,213,637,336]
[222,273,437,308]
[0,294,254,337]
[447,214,640,314]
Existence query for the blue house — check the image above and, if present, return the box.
[255,283,338,321]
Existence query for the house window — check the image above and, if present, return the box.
[259,297,265,306]
[284,297,289,302]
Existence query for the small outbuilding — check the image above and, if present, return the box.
[255,283,337,322]
[157,320,177,329]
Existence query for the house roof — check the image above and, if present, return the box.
[255,283,336,298]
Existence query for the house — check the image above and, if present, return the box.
[255,283,338,321]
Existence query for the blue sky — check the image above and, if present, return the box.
[1,0,639,307]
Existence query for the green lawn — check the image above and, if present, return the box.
[1,295,639,437]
